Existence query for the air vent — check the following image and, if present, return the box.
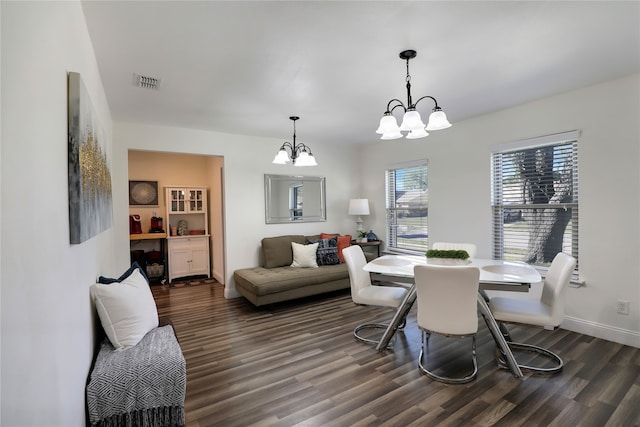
[133,73,161,90]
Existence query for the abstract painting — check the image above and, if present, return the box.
[68,72,113,244]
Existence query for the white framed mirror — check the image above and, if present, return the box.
[264,174,326,224]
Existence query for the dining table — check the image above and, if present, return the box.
[363,254,542,378]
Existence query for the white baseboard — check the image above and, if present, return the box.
[224,286,241,299]
[562,316,640,348]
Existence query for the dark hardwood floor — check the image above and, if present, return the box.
[151,282,640,427]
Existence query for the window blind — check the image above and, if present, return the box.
[491,138,578,269]
[386,160,428,253]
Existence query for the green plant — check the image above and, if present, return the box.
[357,230,368,238]
[425,249,470,260]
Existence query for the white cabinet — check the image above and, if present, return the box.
[165,186,210,282]
[167,188,206,214]
[167,236,210,282]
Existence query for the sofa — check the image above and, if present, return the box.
[234,233,372,306]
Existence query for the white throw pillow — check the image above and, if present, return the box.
[90,268,159,350]
[291,242,319,268]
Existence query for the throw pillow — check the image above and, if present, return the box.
[90,267,159,350]
[321,233,352,263]
[98,261,148,284]
[308,237,340,266]
[290,242,319,268]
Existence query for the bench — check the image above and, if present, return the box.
[86,324,186,427]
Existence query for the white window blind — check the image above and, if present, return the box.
[491,134,579,270]
[386,160,428,253]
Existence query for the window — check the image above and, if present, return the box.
[289,184,303,218]
[386,160,428,253]
[491,131,579,270]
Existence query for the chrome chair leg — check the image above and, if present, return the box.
[494,323,563,375]
[418,330,478,384]
[353,323,396,347]
[354,310,408,347]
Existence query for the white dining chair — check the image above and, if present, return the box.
[414,264,480,384]
[488,252,576,374]
[343,245,408,347]
[432,242,477,258]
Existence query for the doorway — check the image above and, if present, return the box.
[127,150,226,284]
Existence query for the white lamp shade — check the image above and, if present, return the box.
[376,115,401,134]
[294,151,317,167]
[348,198,370,216]
[399,110,426,131]
[425,109,452,131]
[294,151,310,166]
[381,130,403,140]
[406,128,429,139]
[272,149,291,164]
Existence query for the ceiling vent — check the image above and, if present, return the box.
[133,73,161,90]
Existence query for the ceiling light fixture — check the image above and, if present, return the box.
[272,116,317,167]
[376,50,452,140]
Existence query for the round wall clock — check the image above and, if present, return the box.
[129,181,158,205]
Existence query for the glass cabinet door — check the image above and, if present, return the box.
[170,189,186,213]
[189,189,204,212]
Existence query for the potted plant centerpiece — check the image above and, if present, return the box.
[357,230,368,243]
[425,249,471,265]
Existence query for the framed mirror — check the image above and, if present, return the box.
[265,174,326,223]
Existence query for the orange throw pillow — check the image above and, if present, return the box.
[321,233,352,263]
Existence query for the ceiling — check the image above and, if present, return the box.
[81,1,640,147]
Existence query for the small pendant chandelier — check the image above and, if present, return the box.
[376,50,452,140]
[272,116,317,166]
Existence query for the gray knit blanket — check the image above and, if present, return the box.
[87,325,186,427]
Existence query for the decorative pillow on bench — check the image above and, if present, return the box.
[91,263,159,350]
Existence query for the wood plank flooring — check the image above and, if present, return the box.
[151,283,640,427]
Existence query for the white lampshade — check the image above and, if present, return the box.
[294,151,317,167]
[348,198,370,216]
[376,114,401,134]
[399,109,426,131]
[294,151,310,166]
[406,128,429,139]
[306,153,317,166]
[272,149,290,164]
[381,130,403,140]
[425,109,452,131]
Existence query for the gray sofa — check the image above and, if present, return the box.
[234,234,371,306]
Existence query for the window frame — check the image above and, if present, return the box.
[385,159,429,254]
[490,130,579,274]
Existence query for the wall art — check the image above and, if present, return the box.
[129,180,159,206]
[68,72,113,244]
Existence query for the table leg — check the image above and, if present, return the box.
[375,286,417,352]
[477,294,523,378]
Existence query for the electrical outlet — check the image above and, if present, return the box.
[616,299,630,315]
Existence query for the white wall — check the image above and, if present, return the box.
[361,74,640,347]
[1,2,114,426]
[112,122,359,298]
